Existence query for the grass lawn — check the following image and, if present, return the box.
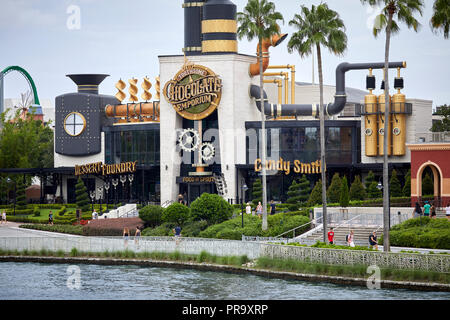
[26,208,78,223]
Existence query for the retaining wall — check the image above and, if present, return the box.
[0,236,448,272]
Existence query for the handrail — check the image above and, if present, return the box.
[117,207,138,218]
[275,216,322,239]
[161,200,173,208]
[331,214,363,232]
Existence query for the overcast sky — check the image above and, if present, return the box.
[1,0,449,109]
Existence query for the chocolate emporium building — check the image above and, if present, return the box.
[51,0,432,206]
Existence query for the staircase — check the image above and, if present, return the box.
[100,204,138,219]
[300,226,383,246]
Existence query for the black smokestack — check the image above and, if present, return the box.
[66,74,109,94]
[183,0,205,56]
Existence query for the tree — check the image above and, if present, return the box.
[431,105,450,132]
[350,175,366,201]
[237,0,284,231]
[298,175,311,204]
[367,180,383,199]
[327,173,342,203]
[340,176,350,207]
[403,169,411,197]
[0,108,54,170]
[431,0,450,39]
[365,171,376,190]
[307,179,323,207]
[75,178,90,213]
[15,179,27,210]
[389,169,403,197]
[361,0,424,252]
[251,178,262,206]
[162,202,190,226]
[190,193,233,225]
[287,3,347,242]
[139,205,163,228]
[286,179,301,211]
[422,172,434,196]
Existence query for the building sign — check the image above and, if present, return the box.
[176,176,216,184]
[163,61,222,120]
[75,161,138,176]
[254,158,322,175]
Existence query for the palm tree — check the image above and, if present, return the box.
[287,3,347,242]
[237,0,284,231]
[361,0,424,252]
[431,0,450,39]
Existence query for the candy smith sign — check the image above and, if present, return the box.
[163,63,222,120]
[254,158,322,175]
[75,161,137,176]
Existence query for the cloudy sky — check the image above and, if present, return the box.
[1,0,449,109]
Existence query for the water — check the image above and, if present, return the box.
[0,262,448,300]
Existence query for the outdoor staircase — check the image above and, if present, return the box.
[300,226,383,246]
[100,204,138,219]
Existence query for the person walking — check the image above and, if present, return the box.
[92,209,98,220]
[1,210,6,225]
[48,211,54,226]
[446,203,450,221]
[256,202,263,219]
[245,202,252,215]
[134,226,141,246]
[270,200,276,215]
[423,201,431,218]
[173,225,182,245]
[430,202,436,219]
[369,231,378,250]
[347,230,355,247]
[327,227,335,245]
[413,202,422,219]
[123,227,130,248]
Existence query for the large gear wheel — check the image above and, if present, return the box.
[200,142,215,161]
[178,128,200,152]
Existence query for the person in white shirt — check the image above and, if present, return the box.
[1,211,6,224]
[446,203,450,221]
[245,203,252,215]
[92,210,98,220]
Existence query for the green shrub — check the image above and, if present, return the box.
[307,179,322,207]
[181,220,209,237]
[139,205,163,227]
[251,179,262,206]
[339,176,349,207]
[162,202,190,226]
[327,173,342,203]
[189,193,233,225]
[75,178,90,212]
[142,223,175,236]
[403,169,411,197]
[389,169,403,197]
[349,175,366,201]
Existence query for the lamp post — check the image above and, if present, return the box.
[90,190,96,213]
[241,179,248,228]
[97,186,104,215]
[104,181,110,210]
[377,180,390,251]
[120,175,127,204]
[128,174,134,203]
[112,178,118,208]
[6,178,16,216]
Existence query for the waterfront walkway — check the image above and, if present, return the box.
[0,222,449,255]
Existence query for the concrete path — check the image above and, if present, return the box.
[0,222,449,255]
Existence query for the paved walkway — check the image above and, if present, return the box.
[0,222,449,254]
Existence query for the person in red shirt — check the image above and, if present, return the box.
[328,227,335,245]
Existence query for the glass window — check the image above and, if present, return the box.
[64,112,85,136]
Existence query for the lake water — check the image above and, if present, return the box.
[0,262,448,300]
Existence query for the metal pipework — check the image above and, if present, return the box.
[263,72,289,103]
[266,65,296,104]
[249,33,288,77]
[250,61,406,118]
[263,79,282,104]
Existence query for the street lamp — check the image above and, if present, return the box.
[104,181,110,210]
[97,186,104,215]
[120,175,127,203]
[377,179,390,250]
[6,178,16,216]
[90,190,96,213]
[112,178,118,208]
[128,174,134,203]
[241,179,249,228]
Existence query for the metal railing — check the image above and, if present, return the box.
[275,216,322,239]
[161,200,173,208]
[415,131,450,143]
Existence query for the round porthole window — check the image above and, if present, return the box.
[365,128,373,136]
[393,127,401,136]
[378,128,384,135]
[64,112,86,136]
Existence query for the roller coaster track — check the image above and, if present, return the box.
[0,66,40,115]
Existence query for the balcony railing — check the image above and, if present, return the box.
[414,131,450,143]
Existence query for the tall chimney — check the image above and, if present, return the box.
[66,74,109,94]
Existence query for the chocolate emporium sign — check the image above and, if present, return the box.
[163,61,222,120]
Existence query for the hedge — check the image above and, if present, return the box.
[380,217,450,249]
[82,217,144,236]
[20,224,83,235]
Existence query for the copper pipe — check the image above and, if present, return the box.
[263,79,282,104]
[267,65,296,104]
[263,71,289,103]
[105,102,160,122]
[249,33,288,77]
